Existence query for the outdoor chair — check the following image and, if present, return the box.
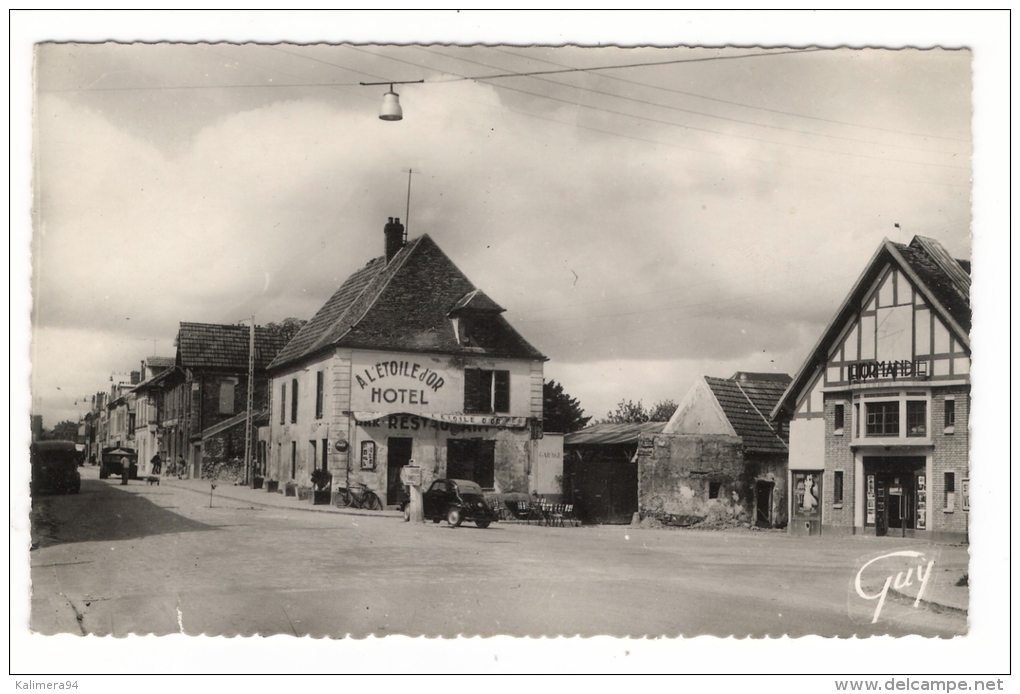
[563,504,579,527]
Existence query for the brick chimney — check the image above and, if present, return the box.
[384,216,405,263]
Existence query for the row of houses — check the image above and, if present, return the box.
[78,219,970,543]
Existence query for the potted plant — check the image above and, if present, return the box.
[284,480,297,497]
[311,469,333,505]
[265,478,279,494]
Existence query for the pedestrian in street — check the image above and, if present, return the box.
[177,455,186,479]
[120,456,129,485]
[150,453,162,476]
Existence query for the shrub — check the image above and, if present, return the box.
[310,468,333,491]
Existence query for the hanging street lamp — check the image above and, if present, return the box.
[360,80,425,122]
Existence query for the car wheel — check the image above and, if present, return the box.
[447,507,463,528]
[99,466,108,480]
[475,520,491,529]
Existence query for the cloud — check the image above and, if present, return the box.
[28,44,973,427]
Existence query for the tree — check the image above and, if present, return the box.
[265,317,307,343]
[602,399,678,424]
[542,380,592,434]
[603,399,650,424]
[44,420,79,442]
[649,399,679,422]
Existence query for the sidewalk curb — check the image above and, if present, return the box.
[158,478,403,520]
[889,587,968,616]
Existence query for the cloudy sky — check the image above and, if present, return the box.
[19,14,986,431]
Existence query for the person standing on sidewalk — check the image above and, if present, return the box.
[150,453,162,476]
[176,455,186,479]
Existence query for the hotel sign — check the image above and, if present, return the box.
[847,360,928,383]
[351,352,463,414]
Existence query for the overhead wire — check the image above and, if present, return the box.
[403,46,967,171]
[488,46,970,144]
[434,46,965,156]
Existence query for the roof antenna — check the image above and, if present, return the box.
[402,168,420,242]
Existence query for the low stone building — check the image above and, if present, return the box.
[563,422,665,524]
[637,372,791,528]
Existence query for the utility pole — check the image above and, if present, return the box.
[244,317,255,486]
[402,168,420,240]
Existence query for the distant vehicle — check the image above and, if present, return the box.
[31,441,82,495]
[100,447,137,480]
[402,478,498,528]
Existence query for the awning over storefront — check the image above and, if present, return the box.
[352,411,529,429]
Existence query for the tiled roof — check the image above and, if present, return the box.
[270,234,545,371]
[145,356,176,369]
[893,236,971,333]
[705,375,790,454]
[177,322,291,371]
[449,288,505,314]
[564,421,667,446]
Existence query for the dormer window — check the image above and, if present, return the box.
[448,288,507,351]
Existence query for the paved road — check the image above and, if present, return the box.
[29,467,968,638]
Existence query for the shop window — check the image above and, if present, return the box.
[290,378,299,423]
[906,401,927,437]
[834,470,844,506]
[944,399,956,433]
[833,403,845,435]
[854,403,860,438]
[709,481,721,499]
[865,401,899,436]
[290,441,297,480]
[315,371,324,420]
[280,383,286,425]
[944,472,955,512]
[464,369,511,414]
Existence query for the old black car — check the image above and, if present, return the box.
[404,478,497,528]
[31,441,82,496]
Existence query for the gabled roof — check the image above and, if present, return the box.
[892,236,971,333]
[772,235,971,420]
[177,322,291,371]
[564,421,667,446]
[703,375,790,454]
[269,234,545,371]
[131,365,182,393]
[144,356,176,369]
